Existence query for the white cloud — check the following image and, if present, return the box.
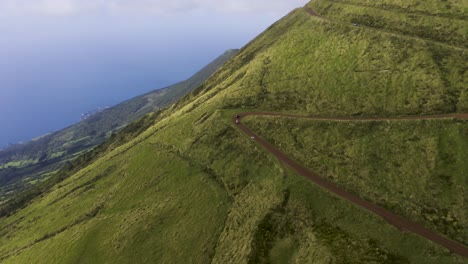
[31,0,78,15]
[2,0,97,16]
[0,0,309,16]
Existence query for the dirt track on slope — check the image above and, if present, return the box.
[303,6,466,51]
[234,112,468,258]
[305,7,321,17]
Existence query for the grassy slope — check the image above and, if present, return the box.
[0,0,467,263]
[244,117,468,245]
[0,49,238,201]
[310,0,467,48]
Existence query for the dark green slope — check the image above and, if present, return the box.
[0,49,238,202]
[0,1,467,263]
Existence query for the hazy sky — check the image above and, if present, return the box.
[0,0,308,147]
[0,0,307,15]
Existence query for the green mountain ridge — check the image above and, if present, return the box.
[0,49,238,202]
[0,0,467,263]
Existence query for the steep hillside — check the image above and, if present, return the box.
[244,114,468,247]
[0,0,467,263]
[0,49,237,202]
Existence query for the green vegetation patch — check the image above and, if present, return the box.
[244,116,468,245]
[0,160,38,170]
[0,143,230,264]
[309,0,468,48]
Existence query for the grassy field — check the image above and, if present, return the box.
[244,116,468,245]
[0,0,466,262]
[0,143,230,263]
[309,0,467,48]
[2,107,466,263]
[187,7,466,117]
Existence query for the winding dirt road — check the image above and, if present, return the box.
[234,112,468,258]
